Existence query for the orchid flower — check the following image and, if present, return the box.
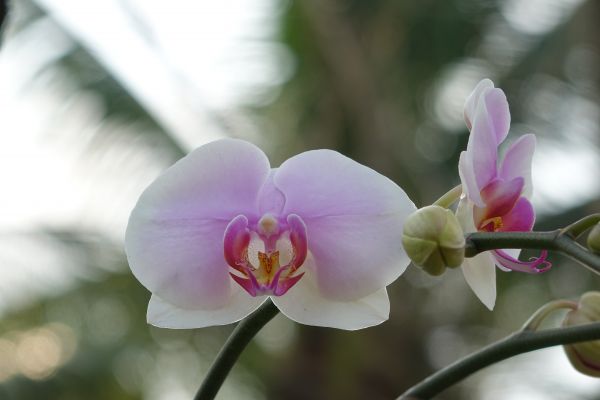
[457,79,550,310]
[125,139,415,330]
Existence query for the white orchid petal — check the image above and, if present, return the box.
[147,290,267,329]
[272,262,390,330]
[462,252,497,310]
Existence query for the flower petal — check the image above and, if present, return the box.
[274,149,414,218]
[125,139,271,308]
[257,170,286,216]
[129,139,270,221]
[271,149,414,301]
[456,197,477,234]
[479,177,524,219]
[466,96,501,191]
[304,212,411,301]
[499,134,536,198]
[462,251,497,310]
[492,249,551,274]
[458,151,484,207]
[464,79,494,130]
[272,259,390,330]
[482,87,511,145]
[147,291,267,329]
[498,197,535,232]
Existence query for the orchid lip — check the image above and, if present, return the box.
[224,213,308,296]
[493,249,552,274]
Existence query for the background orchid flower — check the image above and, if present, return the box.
[125,139,415,330]
[457,79,550,310]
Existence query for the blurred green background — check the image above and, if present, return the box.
[1,0,600,399]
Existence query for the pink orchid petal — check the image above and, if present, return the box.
[493,249,551,274]
[287,214,308,269]
[272,257,390,330]
[462,251,497,310]
[480,177,524,219]
[466,99,499,191]
[498,197,535,232]
[127,218,232,308]
[458,151,484,207]
[464,79,494,130]
[482,87,511,145]
[257,170,286,216]
[464,83,511,191]
[271,149,414,301]
[500,134,536,198]
[223,214,251,272]
[147,292,267,329]
[304,213,411,301]
[272,272,305,296]
[130,139,270,222]
[274,149,414,218]
[125,139,270,309]
[497,248,520,271]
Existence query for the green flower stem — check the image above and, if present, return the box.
[194,300,279,400]
[520,299,578,332]
[562,213,600,239]
[464,230,600,275]
[397,321,600,400]
[433,184,462,208]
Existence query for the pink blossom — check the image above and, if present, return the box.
[457,79,550,310]
[125,139,415,330]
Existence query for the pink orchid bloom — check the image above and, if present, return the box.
[125,139,415,330]
[457,79,550,310]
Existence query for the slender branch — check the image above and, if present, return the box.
[194,300,279,400]
[561,213,600,239]
[464,230,600,274]
[398,321,600,399]
[521,299,577,332]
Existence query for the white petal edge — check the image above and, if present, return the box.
[456,197,477,233]
[458,151,484,207]
[272,261,390,330]
[462,252,497,310]
[147,289,267,329]
[464,79,494,128]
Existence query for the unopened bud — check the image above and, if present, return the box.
[563,292,600,377]
[402,205,465,276]
[587,223,600,254]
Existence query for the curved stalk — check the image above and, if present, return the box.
[194,300,279,400]
[520,299,577,332]
[398,321,600,399]
[561,214,600,239]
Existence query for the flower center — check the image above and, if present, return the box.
[223,213,308,297]
[479,216,504,232]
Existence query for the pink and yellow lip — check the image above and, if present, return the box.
[224,213,307,297]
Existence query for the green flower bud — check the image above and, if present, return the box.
[563,292,600,377]
[402,205,465,276]
[587,223,600,254]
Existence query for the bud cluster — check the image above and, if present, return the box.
[563,292,600,377]
[402,205,465,276]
